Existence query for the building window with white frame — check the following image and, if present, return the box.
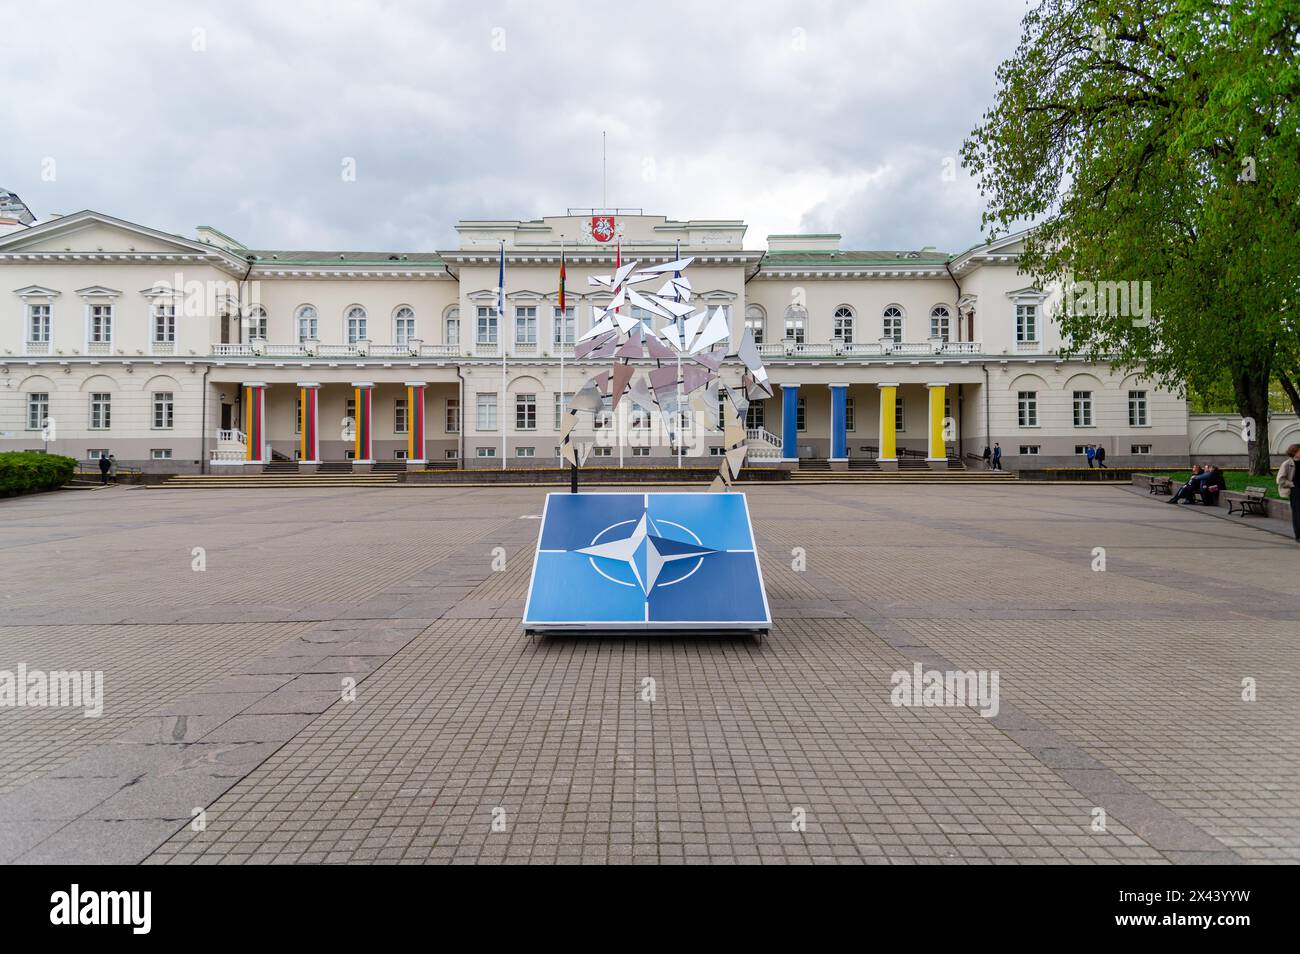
[514,306,537,345]
[445,398,460,434]
[595,394,613,430]
[476,446,497,458]
[745,401,765,430]
[1016,303,1039,343]
[844,397,856,431]
[394,306,416,345]
[553,392,573,430]
[152,391,174,429]
[445,307,460,346]
[295,395,302,434]
[153,302,176,344]
[832,306,855,344]
[1017,390,1038,427]
[796,397,806,432]
[882,305,904,343]
[553,306,575,346]
[394,397,408,434]
[476,393,498,431]
[517,446,535,458]
[89,304,113,344]
[631,446,650,457]
[1128,389,1148,427]
[151,448,172,460]
[784,306,806,344]
[1019,444,1040,455]
[296,305,318,342]
[28,304,51,345]
[930,305,951,341]
[476,306,498,345]
[27,393,49,431]
[90,392,111,430]
[1073,390,1094,427]
[744,304,765,345]
[895,395,906,432]
[246,305,268,340]
[515,393,537,430]
[345,306,368,344]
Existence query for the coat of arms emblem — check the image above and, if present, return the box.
[589,215,616,242]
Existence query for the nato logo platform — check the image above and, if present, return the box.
[523,492,771,632]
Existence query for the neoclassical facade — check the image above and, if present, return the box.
[1,208,1203,473]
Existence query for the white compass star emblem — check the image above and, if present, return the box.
[577,512,716,595]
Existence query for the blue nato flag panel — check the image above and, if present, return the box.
[524,492,771,631]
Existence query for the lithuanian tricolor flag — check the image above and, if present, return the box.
[558,242,566,311]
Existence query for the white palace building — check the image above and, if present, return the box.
[0,197,1237,475]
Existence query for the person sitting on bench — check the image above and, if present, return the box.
[1167,465,1204,504]
[1198,465,1225,505]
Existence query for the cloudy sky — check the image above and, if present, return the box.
[1,0,1028,253]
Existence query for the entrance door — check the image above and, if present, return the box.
[220,403,233,430]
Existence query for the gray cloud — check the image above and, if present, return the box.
[0,0,1026,252]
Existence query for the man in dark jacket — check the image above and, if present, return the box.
[982,446,992,469]
[97,453,111,485]
[1094,444,1107,468]
[1198,465,1224,505]
[991,443,1002,471]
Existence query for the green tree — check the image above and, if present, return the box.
[963,0,1299,474]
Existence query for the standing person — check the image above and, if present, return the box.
[982,445,992,470]
[991,443,1002,471]
[1094,443,1107,469]
[1085,444,1096,468]
[97,452,110,485]
[1278,443,1299,542]
[107,454,117,484]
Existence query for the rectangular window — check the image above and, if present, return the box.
[445,398,460,434]
[1130,444,1151,455]
[1017,391,1038,427]
[248,311,268,340]
[785,315,805,344]
[445,316,460,346]
[895,396,905,432]
[151,448,172,460]
[513,306,537,345]
[345,398,356,421]
[631,446,651,457]
[476,446,497,458]
[27,393,49,431]
[1073,390,1094,427]
[553,306,575,345]
[90,392,111,430]
[28,304,51,343]
[1019,445,1040,455]
[90,305,113,343]
[345,449,356,460]
[445,449,458,460]
[883,312,903,343]
[1128,390,1148,427]
[295,396,303,434]
[153,303,176,343]
[346,312,367,344]
[515,393,537,431]
[592,446,612,457]
[745,401,765,431]
[796,397,806,432]
[595,394,613,430]
[297,314,318,342]
[476,306,498,345]
[394,398,408,434]
[516,446,535,458]
[1013,306,1034,343]
[152,391,174,429]
[87,449,108,460]
[844,397,855,432]
[476,393,498,431]
[745,312,764,345]
[553,392,574,430]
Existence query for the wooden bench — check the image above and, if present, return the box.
[1148,476,1173,495]
[1227,487,1270,517]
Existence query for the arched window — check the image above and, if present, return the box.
[882,305,905,343]
[295,305,318,343]
[345,305,368,344]
[744,304,766,345]
[444,306,460,346]
[393,305,416,345]
[246,305,268,341]
[929,304,951,341]
[832,305,855,344]
[784,304,807,345]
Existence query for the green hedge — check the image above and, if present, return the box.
[0,452,78,496]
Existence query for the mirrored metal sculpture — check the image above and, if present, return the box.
[560,255,773,489]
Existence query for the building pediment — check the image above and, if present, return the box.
[12,284,62,300]
[75,285,123,300]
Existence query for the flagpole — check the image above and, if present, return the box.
[499,239,506,471]
[675,239,683,470]
[616,239,623,471]
[558,235,565,466]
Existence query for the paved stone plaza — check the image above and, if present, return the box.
[0,482,1296,864]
